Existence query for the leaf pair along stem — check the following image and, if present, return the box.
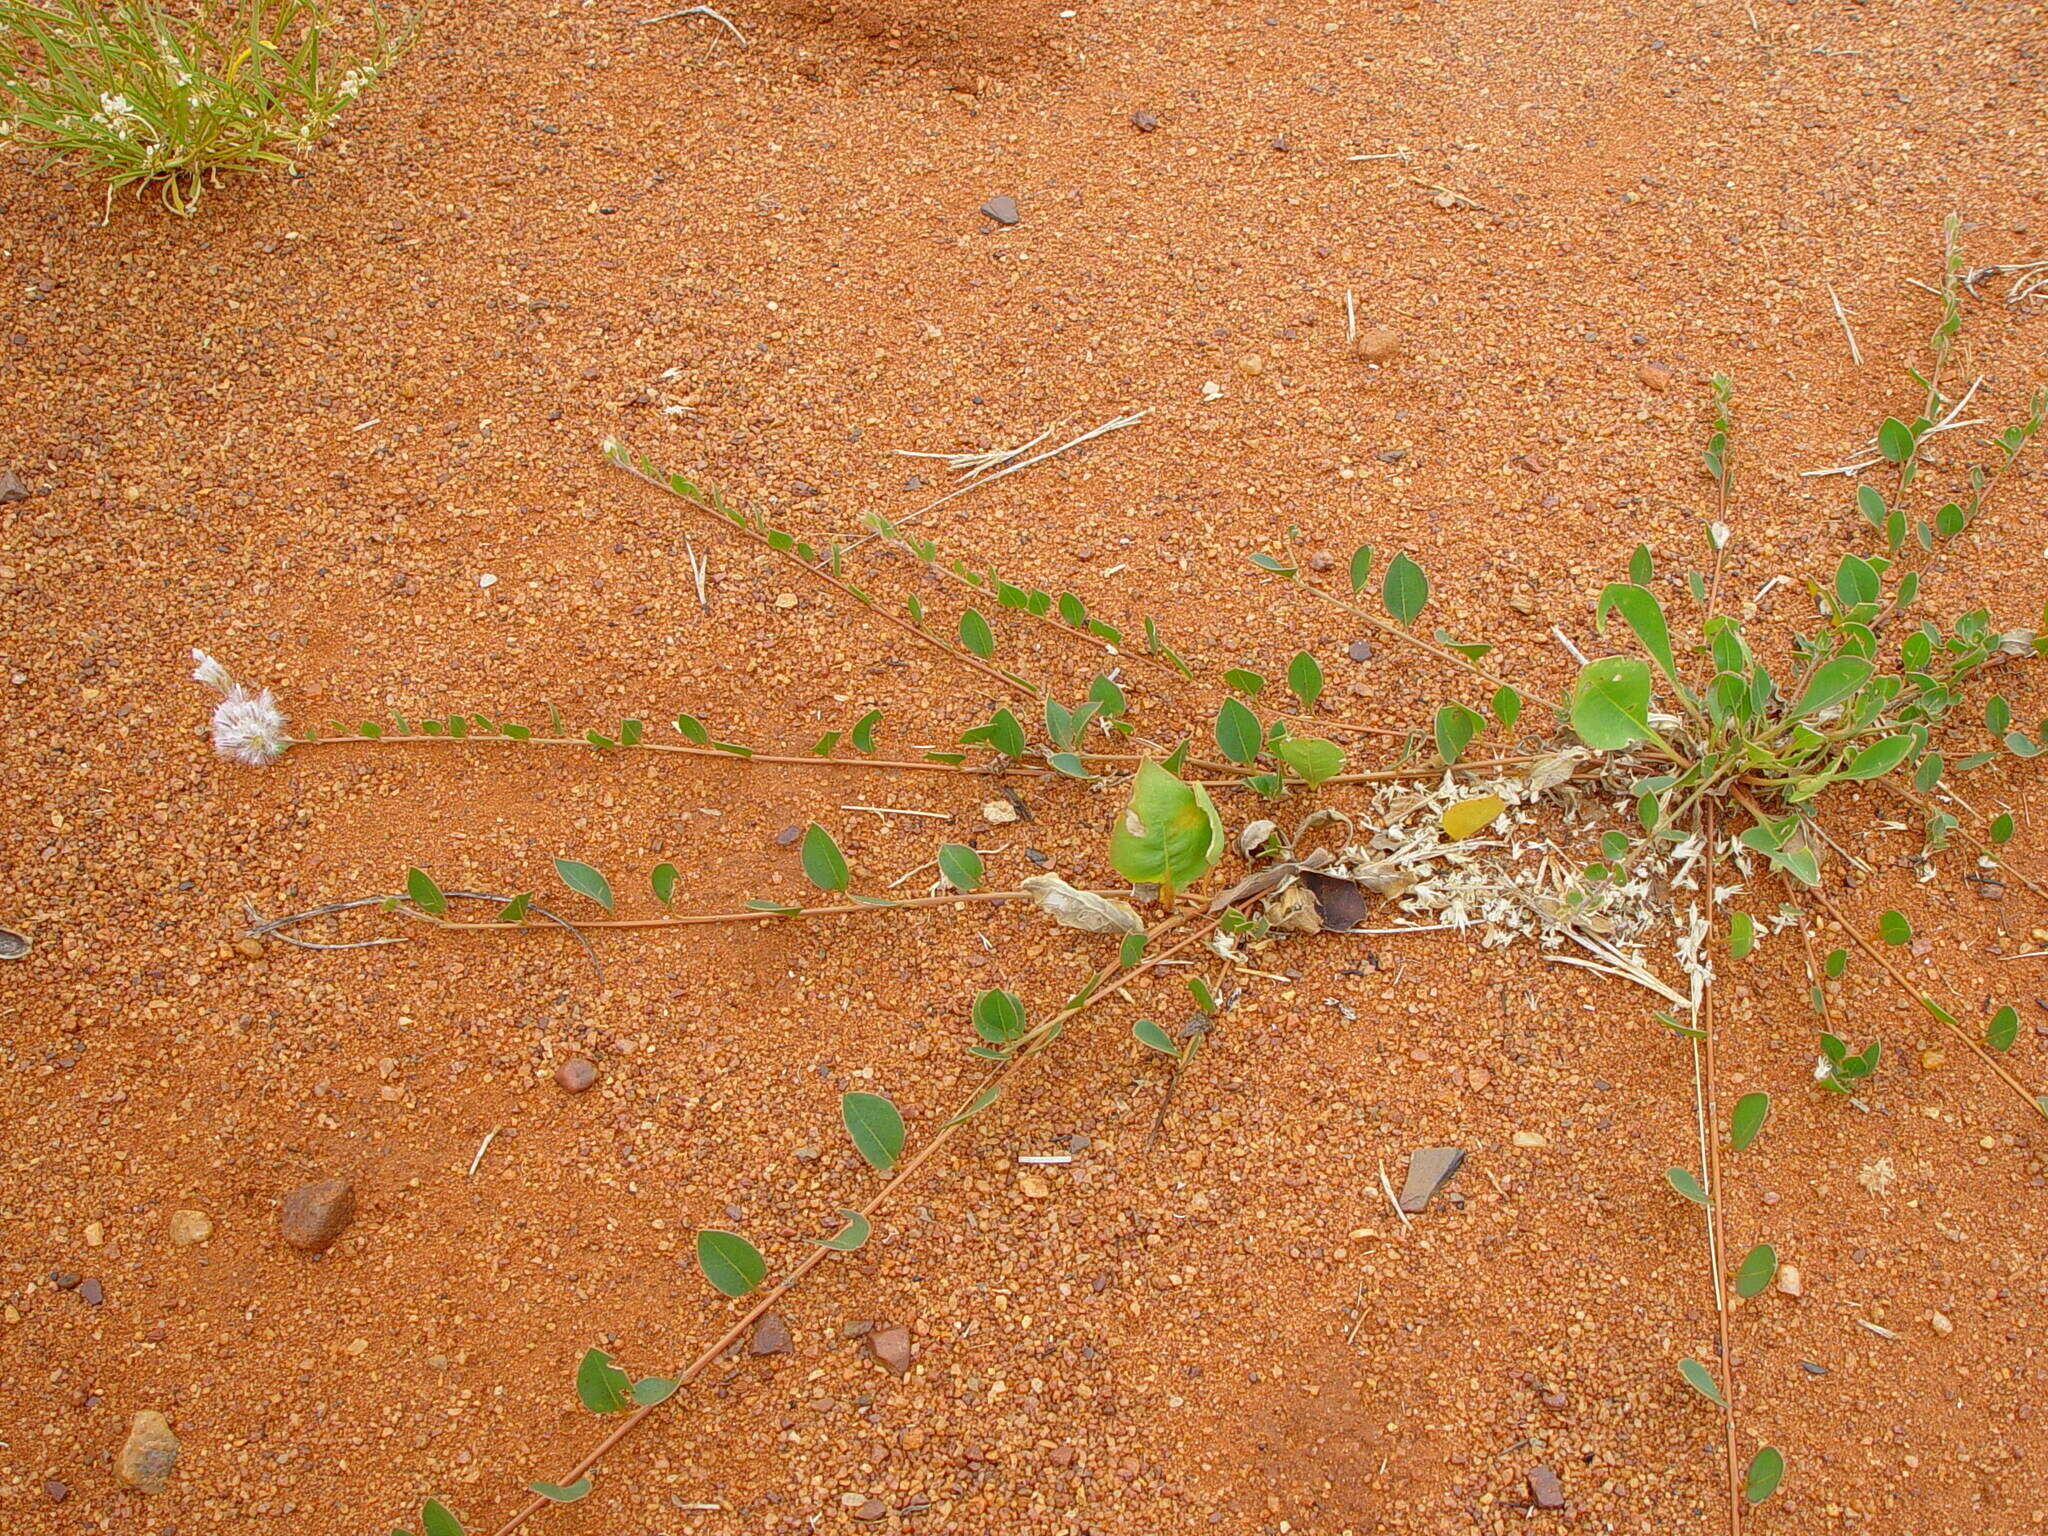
[483,909,1220,1536]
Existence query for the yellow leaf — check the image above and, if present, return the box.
[1440,794,1505,842]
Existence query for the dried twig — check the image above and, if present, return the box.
[636,5,746,42]
[1826,282,1863,366]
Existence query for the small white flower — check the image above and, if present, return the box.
[190,648,236,695]
[1813,1054,1834,1082]
[211,688,291,767]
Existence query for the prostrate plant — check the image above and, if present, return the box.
[0,0,406,214]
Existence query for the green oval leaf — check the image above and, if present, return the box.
[631,1375,679,1407]
[650,862,679,905]
[818,1209,872,1251]
[1877,416,1915,465]
[1133,1019,1179,1059]
[971,988,1027,1046]
[1348,543,1374,593]
[1382,552,1429,625]
[1222,667,1265,696]
[801,824,850,893]
[1730,1091,1769,1151]
[420,1499,467,1536]
[405,867,447,917]
[850,709,882,753]
[841,1091,906,1172]
[958,608,996,658]
[1286,651,1324,711]
[1856,483,1886,529]
[1790,657,1872,720]
[1734,1242,1777,1299]
[528,1479,592,1504]
[1989,812,2015,844]
[1678,1357,1727,1408]
[553,859,615,912]
[1492,686,1521,729]
[936,843,984,892]
[575,1348,633,1414]
[1878,909,1911,946]
[695,1230,767,1298]
[1665,1166,1708,1205]
[1570,656,1656,750]
[1109,761,1225,897]
[1596,583,1685,695]
[1842,733,1913,780]
[1434,704,1482,766]
[1274,735,1344,788]
[1215,698,1263,765]
[1834,553,1880,610]
[1743,1446,1785,1506]
[1728,912,1755,960]
[1988,1005,2019,1052]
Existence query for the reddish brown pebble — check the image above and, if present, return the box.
[1526,1465,1565,1509]
[279,1178,356,1253]
[554,1058,598,1093]
[1130,110,1160,131]
[1637,360,1674,391]
[750,1314,793,1355]
[1541,1391,1568,1410]
[45,1480,69,1503]
[867,1324,913,1377]
[1356,326,1401,363]
[854,1499,888,1522]
[0,468,29,503]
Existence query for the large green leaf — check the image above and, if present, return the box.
[553,859,615,912]
[1743,1446,1785,1505]
[1734,1243,1777,1299]
[420,1500,466,1536]
[1841,733,1913,780]
[1109,761,1224,897]
[405,867,447,917]
[1789,657,1871,720]
[1570,657,1656,750]
[575,1347,634,1414]
[936,843,984,892]
[1274,735,1343,788]
[840,1092,905,1172]
[1434,704,1483,765]
[1286,651,1324,710]
[1730,1091,1769,1151]
[1678,1358,1727,1408]
[1214,698,1262,765]
[801,825,850,893]
[1382,552,1429,625]
[695,1230,767,1298]
[1596,583,1686,697]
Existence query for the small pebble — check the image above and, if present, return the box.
[279,1177,356,1253]
[854,1499,888,1523]
[1512,1129,1548,1148]
[554,1058,598,1094]
[117,1410,180,1493]
[167,1210,213,1247]
[750,1314,793,1355]
[1637,360,1674,391]
[1130,109,1159,131]
[1347,640,1373,662]
[867,1325,913,1377]
[980,195,1020,226]
[1356,326,1401,363]
[1930,1310,1953,1336]
[0,467,29,503]
[774,825,803,846]
[1526,1465,1565,1509]
[77,1278,103,1306]
[44,1480,68,1503]
[1776,1263,1805,1298]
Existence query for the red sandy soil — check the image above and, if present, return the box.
[4,0,2047,1533]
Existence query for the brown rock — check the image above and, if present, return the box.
[1356,326,1400,363]
[554,1057,598,1093]
[1526,1465,1565,1509]
[1637,361,1674,392]
[0,468,30,503]
[167,1209,213,1246]
[1398,1147,1466,1213]
[1130,110,1160,131]
[980,195,1020,226]
[750,1314,793,1355]
[279,1177,355,1253]
[867,1324,913,1377]
[117,1410,179,1493]
[853,1499,888,1522]
[44,1480,68,1503]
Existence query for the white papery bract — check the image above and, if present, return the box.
[190,649,290,766]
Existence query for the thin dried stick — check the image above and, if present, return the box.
[288,733,1027,775]
[637,5,746,42]
[485,910,1219,1536]
[1826,282,1863,366]
[1694,807,1742,1536]
[607,446,1039,701]
[1286,578,1566,716]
